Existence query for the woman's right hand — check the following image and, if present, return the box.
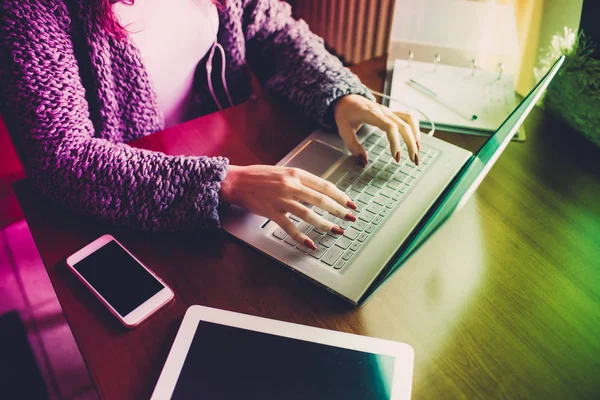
[219,165,357,250]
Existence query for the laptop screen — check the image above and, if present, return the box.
[362,55,565,303]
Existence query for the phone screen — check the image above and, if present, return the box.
[72,241,164,316]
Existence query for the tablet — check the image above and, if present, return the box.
[151,306,414,400]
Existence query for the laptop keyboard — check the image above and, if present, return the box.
[272,131,439,271]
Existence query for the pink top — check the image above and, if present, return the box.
[115,0,219,128]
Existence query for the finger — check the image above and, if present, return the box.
[296,170,358,211]
[291,185,356,222]
[338,122,368,166]
[385,110,418,164]
[358,108,403,163]
[392,109,421,151]
[285,201,346,235]
[273,215,316,250]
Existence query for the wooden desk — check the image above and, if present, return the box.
[14,58,600,399]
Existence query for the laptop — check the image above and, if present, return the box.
[222,56,565,306]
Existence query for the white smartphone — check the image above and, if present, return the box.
[66,234,174,328]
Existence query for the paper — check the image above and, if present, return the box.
[389,59,521,137]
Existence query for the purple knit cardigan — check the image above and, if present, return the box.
[0,0,372,231]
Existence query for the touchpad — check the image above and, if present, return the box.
[284,140,343,177]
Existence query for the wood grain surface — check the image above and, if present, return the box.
[14,57,600,400]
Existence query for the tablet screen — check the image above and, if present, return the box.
[170,321,396,399]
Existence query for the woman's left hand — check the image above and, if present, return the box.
[333,94,421,167]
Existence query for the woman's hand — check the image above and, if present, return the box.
[333,94,421,167]
[219,165,357,250]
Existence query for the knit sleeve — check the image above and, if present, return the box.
[242,0,375,129]
[0,0,229,232]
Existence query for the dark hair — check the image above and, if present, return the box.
[95,0,222,38]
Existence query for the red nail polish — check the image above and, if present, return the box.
[414,154,420,166]
[304,239,317,251]
[395,151,400,163]
[331,225,344,235]
[358,154,368,167]
[345,213,357,222]
[346,200,357,210]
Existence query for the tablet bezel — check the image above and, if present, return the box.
[151,305,414,400]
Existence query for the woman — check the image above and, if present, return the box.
[0,0,420,250]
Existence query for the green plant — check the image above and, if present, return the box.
[535,27,600,146]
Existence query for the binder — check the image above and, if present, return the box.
[388,57,524,140]
[384,0,524,140]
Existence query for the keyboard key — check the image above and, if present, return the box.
[337,180,351,191]
[359,211,376,223]
[372,195,386,207]
[392,192,402,201]
[323,214,337,223]
[385,164,400,173]
[379,208,390,217]
[378,171,393,181]
[273,227,287,240]
[333,259,347,270]
[386,180,402,191]
[313,207,326,216]
[379,154,394,163]
[352,219,367,231]
[307,230,322,242]
[350,242,361,251]
[357,232,369,242]
[357,193,372,204]
[354,202,366,212]
[385,200,397,209]
[373,160,387,170]
[380,187,395,198]
[365,224,376,234]
[400,165,414,175]
[351,164,365,173]
[318,235,337,247]
[343,227,361,240]
[289,214,301,222]
[342,249,354,261]
[373,145,386,155]
[297,222,312,233]
[373,216,383,225]
[366,203,381,214]
[284,236,298,246]
[336,236,352,249]
[348,189,362,199]
[365,168,378,178]
[337,219,351,230]
[372,178,386,188]
[308,246,327,259]
[322,246,344,266]
[358,175,373,185]
[365,186,379,196]
[343,173,358,184]
[312,227,326,234]
[365,134,379,144]
[296,243,310,253]
[352,182,367,192]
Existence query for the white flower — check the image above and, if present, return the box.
[534,27,577,87]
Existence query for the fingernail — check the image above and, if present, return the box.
[331,225,344,235]
[345,213,357,222]
[346,200,357,210]
[304,239,317,251]
[395,151,400,163]
[358,154,368,167]
[414,154,420,166]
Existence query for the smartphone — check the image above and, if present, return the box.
[66,234,174,328]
